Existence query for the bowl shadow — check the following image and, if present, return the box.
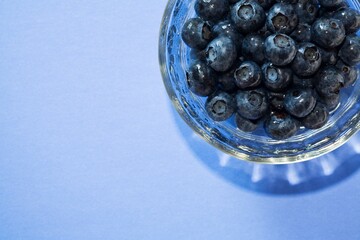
[171,106,360,195]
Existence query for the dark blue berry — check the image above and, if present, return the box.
[318,47,338,65]
[217,66,239,92]
[265,112,300,140]
[335,60,359,88]
[205,91,236,121]
[290,23,311,42]
[236,88,269,120]
[284,88,316,117]
[206,36,237,72]
[333,8,360,34]
[339,35,360,66]
[318,92,340,110]
[186,61,217,96]
[311,18,345,49]
[301,103,329,129]
[267,3,299,34]
[262,62,292,91]
[295,0,319,24]
[291,42,322,77]
[235,113,258,132]
[293,75,314,88]
[234,61,262,89]
[315,66,344,97]
[242,34,265,64]
[182,18,213,49]
[231,0,266,34]
[195,0,230,22]
[319,0,346,9]
[264,34,297,66]
[212,20,243,52]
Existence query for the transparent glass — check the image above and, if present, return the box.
[159,0,360,164]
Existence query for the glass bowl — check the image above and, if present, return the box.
[159,0,360,164]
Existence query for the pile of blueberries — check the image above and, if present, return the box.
[181,0,360,140]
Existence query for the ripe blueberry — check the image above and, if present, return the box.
[311,18,346,49]
[234,61,262,89]
[186,61,217,96]
[264,34,297,66]
[235,113,258,132]
[333,8,360,34]
[291,42,322,77]
[284,88,317,117]
[262,62,292,92]
[181,18,213,49]
[206,36,237,72]
[339,35,360,66]
[236,88,269,120]
[231,0,266,34]
[267,3,299,34]
[301,103,329,129]
[206,91,236,121]
[265,112,300,140]
[315,66,345,97]
[318,47,338,66]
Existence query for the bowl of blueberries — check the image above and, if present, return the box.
[159,0,360,164]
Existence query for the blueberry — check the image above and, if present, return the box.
[235,113,258,132]
[212,20,243,52]
[242,34,265,64]
[266,3,299,34]
[262,62,292,91]
[236,88,269,120]
[311,18,346,49]
[195,0,230,22]
[264,34,297,66]
[317,92,340,110]
[335,60,359,88]
[181,18,213,49]
[319,0,346,9]
[217,66,239,92]
[206,91,236,121]
[291,42,322,77]
[284,88,316,117]
[315,66,344,97]
[206,36,237,72]
[339,35,360,66]
[290,23,311,42]
[234,61,262,89]
[301,103,329,129]
[333,8,360,34]
[258,24,272,38]
[265,112,300,140]
[186,61,217,96]
[231,0,266,34]
[293,74,314,88]
[318,47,338,65]
[295,0,319,24]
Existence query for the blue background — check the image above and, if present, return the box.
[0,1,359,239]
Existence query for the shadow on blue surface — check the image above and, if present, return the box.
[171,107,360,195]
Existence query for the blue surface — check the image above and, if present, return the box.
[0,1,359,239]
